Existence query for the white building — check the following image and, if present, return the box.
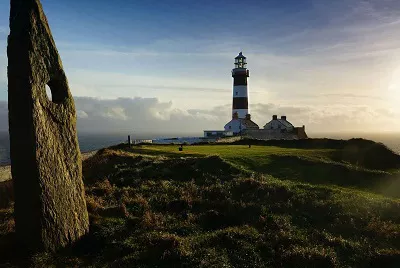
[224,113,259,134]
[264,115,294,132]
[203,130,233,138]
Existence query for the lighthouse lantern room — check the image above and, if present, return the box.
[234,52,247,69]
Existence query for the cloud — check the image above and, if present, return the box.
[77,110,88,119]
[73,97,225,134]
[250,102,400,133]
[0,96,398,136]
[70,97,400,134]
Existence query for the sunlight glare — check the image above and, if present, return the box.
[388,66,400,111]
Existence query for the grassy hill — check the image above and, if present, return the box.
[1,139,400,267]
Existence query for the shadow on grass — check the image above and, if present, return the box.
[227,138,400,170]
[231,155,400,197]
[83,147,245,187]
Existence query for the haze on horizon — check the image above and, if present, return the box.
[0,0,400,134]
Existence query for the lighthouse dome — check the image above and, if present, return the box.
[235,51,246,59]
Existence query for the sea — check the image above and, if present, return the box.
[0,131,399,166]
[0,132,197,166]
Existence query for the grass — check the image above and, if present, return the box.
[126,144,400,197]
[0,140,400,267]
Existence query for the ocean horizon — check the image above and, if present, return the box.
[0,131,399,166]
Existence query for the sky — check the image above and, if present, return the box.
[0,0,400,135]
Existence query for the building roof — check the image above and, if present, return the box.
[224,118,260,132]
[264,119,294,129]
[240,118,259,129]
[277,119,294,128]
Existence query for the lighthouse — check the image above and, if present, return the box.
[232,52,249,118]
[224,52,259,134]
[204,51,307,140]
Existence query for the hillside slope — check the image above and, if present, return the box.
[0,140,399,267]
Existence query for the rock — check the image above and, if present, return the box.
[7,0,89,252]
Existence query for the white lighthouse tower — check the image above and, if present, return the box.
[224,52,259,134]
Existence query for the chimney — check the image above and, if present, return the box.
[281,116,287,121]
[272,115,278,120]
[245,114,251,120]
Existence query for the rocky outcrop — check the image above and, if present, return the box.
[7,0,89,252]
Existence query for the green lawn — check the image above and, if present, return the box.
[129,144,333,158]
[127,144,338,175]
[128,145,400,197]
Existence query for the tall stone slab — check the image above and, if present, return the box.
[7,0,89,252]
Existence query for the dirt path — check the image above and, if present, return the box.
[0,151,98,182]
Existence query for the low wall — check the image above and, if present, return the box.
[133,139,153,144]
[215,136,242,143]
[243,128,307,140]
[152,137,216,145]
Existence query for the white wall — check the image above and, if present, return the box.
[224,119,245,133]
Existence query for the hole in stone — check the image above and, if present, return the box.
[46,79,68,104]
[45,84,52,101]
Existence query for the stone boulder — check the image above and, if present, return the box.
[7,0,89,252]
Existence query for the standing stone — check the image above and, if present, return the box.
[7,0,89,252]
